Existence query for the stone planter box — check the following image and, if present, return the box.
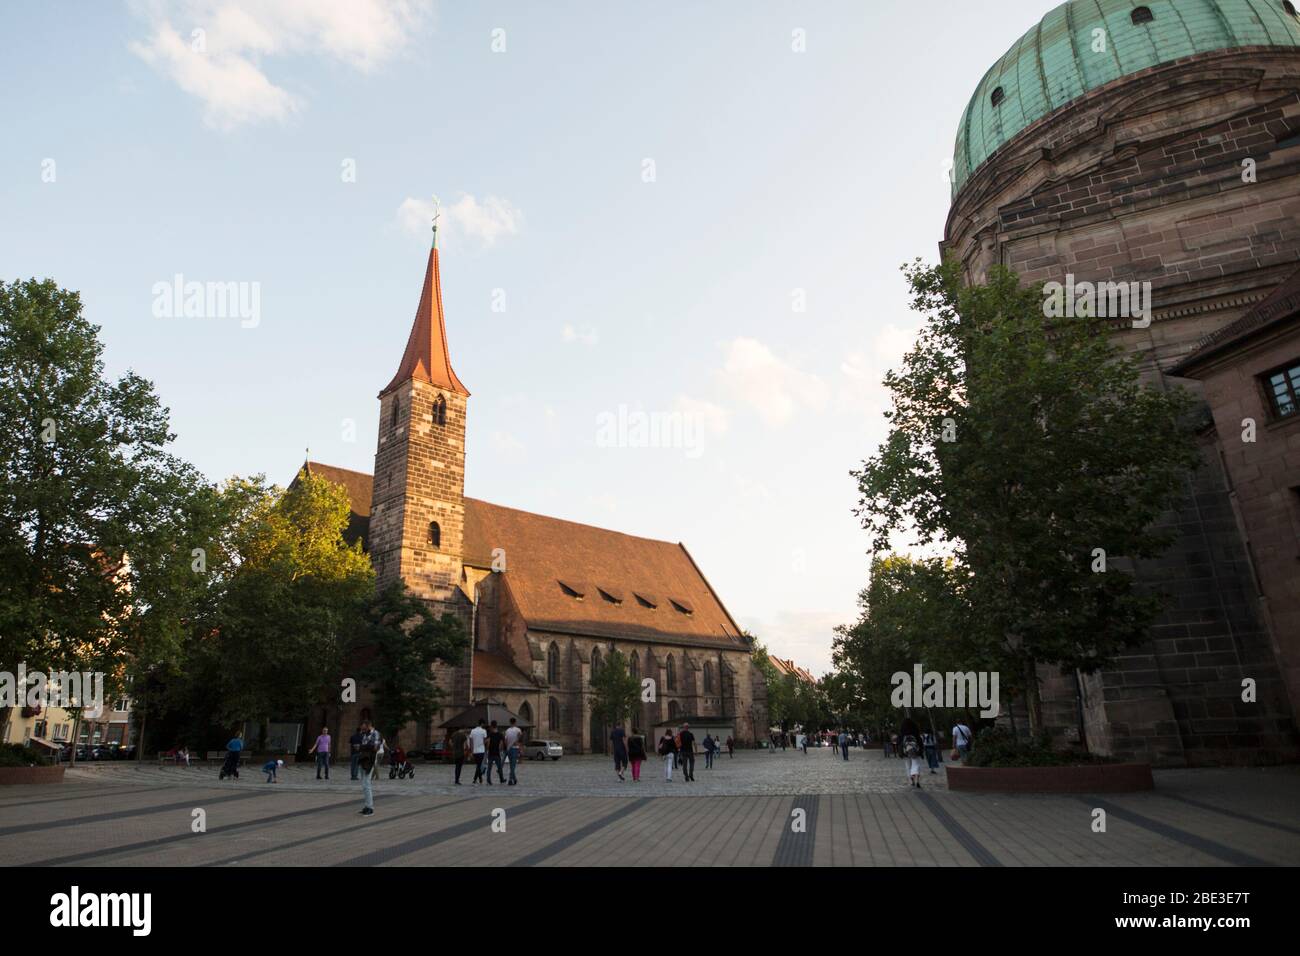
[946,762,1153,793]
[0,765,66,785]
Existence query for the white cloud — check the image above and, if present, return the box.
[715,337,829,427]
[398,194,523,248]
[739,608,845,678]
[130,0,430,130]
[837,321,920,419]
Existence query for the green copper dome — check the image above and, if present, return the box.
[952,0,1300,196]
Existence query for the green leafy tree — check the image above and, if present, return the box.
[0,279,212,753]
[851,261,1200,735]
[589,648,641,730]
[201,472,375,730]
[358,581,468,742]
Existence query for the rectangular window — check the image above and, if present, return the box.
[1263,360,1300,418]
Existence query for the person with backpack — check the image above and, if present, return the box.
[952,720,974,762]
[898,715,924,788]
[357,719,380,815]
[922,729,939,774]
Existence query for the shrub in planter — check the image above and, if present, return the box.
[0,743,49,768]
[966,727,1117,768]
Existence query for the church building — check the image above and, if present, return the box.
[302,225,767,753]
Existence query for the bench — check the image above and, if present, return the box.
[205,750,251,765]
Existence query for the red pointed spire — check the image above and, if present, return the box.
[380,246,469,397]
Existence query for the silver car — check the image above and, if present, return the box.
[526,739,563,760]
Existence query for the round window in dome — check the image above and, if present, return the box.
[990,86,1005,108]
[1284,1,1298,18]
[1131,6,1154,24]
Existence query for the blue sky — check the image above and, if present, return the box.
[1,0,1055,674]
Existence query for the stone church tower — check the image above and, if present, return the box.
[368,220,474,714]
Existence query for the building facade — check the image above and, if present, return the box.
[942,0,1300,765]
[305,231,767,752]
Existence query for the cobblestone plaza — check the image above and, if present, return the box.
[4,750,1297,867]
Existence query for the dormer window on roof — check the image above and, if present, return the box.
[669,598,693,616]
[597,587,622,605]
[558,580,585,600]
[633,592,657,609]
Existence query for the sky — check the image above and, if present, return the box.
[0,0,1058,676]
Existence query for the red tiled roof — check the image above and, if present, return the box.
[380,247,469,398]
[473,651,535,690]
[463,498,747,649]
[770,656,816,684]
[300,462,746,650]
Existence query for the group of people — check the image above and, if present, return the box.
[445,717,525,786]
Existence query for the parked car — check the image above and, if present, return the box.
[526,739,562,761]
[423,740,450,761]
[112,744,137,760]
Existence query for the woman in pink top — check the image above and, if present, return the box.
[309,726,332,780]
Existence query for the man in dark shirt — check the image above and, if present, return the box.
[485,721,505,785]
[349,727,363,780]
[678,723,697,782]
[450,728,469,784]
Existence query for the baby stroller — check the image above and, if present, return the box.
[388,745,414,779]
[218,750,241,780]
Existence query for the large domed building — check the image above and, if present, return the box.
[942,0,1300,765]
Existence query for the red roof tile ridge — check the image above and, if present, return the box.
[464,496,682,548]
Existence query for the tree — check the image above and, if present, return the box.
[200,472,374,732]
[851,261,1200,735]
[0,279,211,752]
[358,581,468,742]
[749,639,791,730]
[589,649,641,731]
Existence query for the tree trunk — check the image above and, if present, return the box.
[1008,696,1020,742]
[1022,658,1043,737]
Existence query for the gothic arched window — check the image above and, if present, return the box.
[548,696,560,731]
[547,643,560,685]
[629,653,640,682]
[433,394,447,426]
[704,662,715,693]
[427,521,440,549]
[591,647,602,678]
[666,655,676,691]
[668,700,680,720]
[390,397,400,429]
[518,701,532,728]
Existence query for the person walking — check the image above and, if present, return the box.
[725,735,734,758]
[659,728,678,781]
[504,717,523,786]
[922,730,939,774]
[451,726,469,785]
[348,726,363,780]
[469,719,488,784]
[702,733,715,769]
[357,719,380,815]
[308,725,331,780]
[899,716,924,788]
[839,730,850,760]
[952,720,974,763]
[485,721,505,785]
[611,723,629,781]
[679,723,697,782]
[627,733,646,782]
[801,732,808,755]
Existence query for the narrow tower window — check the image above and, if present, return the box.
[391,397,400,429]
[427,521,440,549]
[1131,6,1154,24]
[433,394,447,426]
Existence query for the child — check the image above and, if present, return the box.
[263,758,284,783]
